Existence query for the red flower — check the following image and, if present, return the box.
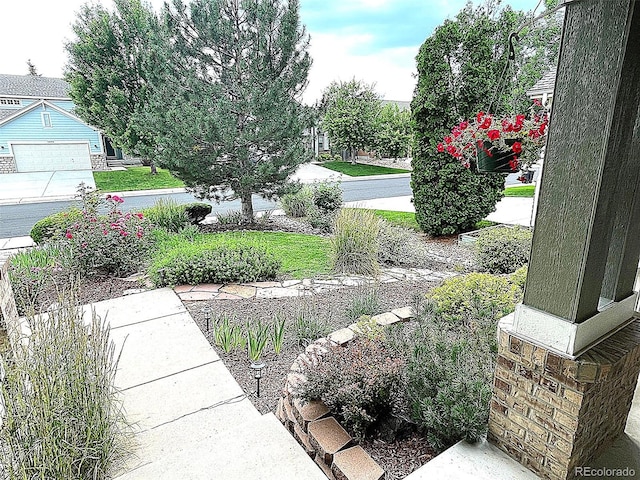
[476,111,485,123]
[135,212,144,219]
[515,114,526,126]
[121,230,129,237]
[111,195,124,204]
[480,116,492,129]
[452,127,462,138]
[487,129,500,141]
[509,157,519,171]
[105,194,112,200]
[511,141,523,154]
[539,122,547,134]
[459,121,468,130]
[437,143,445,153]
[533,99,542,106]
[444,136,453,144]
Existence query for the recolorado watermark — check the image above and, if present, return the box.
[575,466,635,477]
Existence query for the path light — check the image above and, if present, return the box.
[202,306,212,333]
[250,361,266,398]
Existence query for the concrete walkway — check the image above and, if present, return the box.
[83,289,325,480]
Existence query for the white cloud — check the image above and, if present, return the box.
[303,33,417,104]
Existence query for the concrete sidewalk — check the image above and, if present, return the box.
[82,289,326,480]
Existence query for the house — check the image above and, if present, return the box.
[0,74,107,174]
[526,69,556,108]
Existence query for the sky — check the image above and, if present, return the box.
[1,0,543,105]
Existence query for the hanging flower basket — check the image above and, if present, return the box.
[476,139,521,173]
[436,102,548,173]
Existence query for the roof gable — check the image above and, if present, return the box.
[0,74,70,99]
[527,70,557,97]
[0,100,97,131]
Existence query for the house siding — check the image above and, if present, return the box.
[49,100,75,112]
[0,105,102,155]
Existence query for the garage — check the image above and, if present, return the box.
[13,143,92,172]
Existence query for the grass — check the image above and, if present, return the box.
[93,166,185,192]
[370,210,420,231]
[503,185,535,197]
[322,160,411,177]
[153,230,331,279]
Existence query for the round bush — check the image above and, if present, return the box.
[184,203,213,224]
[474,225,532,273]
[280,186,313,218]
[30,209,82,244]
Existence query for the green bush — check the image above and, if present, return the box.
[510,264,528,291]
[184,202,212,224]
[30,208,82,244]
[312,181,342,214]
[292,304,331,347]
[150,244,280,287]
[143,198,190,233]
[0,293,133,478]
[427,272,522,325]
[331,208,379,276]
[411,154,504,236]
[296,339,405,440]
[474,226,532,273]
[377,219,430,267]
[280,186,313,218]
[216,210,246,225]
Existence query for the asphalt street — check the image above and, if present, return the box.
[0,176,413,238]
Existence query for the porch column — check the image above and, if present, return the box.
[488,0,640,479]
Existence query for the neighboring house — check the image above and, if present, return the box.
[526,69,556,108]
[0,74,107,174]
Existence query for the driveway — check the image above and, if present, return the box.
[0,170,95,204]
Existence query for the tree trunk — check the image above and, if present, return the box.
[350,148,356,165]
[239,191,254,224]
[150,160,157,175]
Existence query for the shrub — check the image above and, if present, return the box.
[318,152,333,162]
[216,210,246,225]
[143,198,190,233]
[510,264,528,291]
[377,219,430,267]
[150,244,280,287]
[427,272,522,326]
[8,245,69,315]
[474,225,532,273]
[280,186,313,218]
[331,208,379,276]
[184,202,212,224]
[344,285,382,322]
[30,208,82,244]
[307,207,337,233]
[296,339,405,440]
[312,181,342,214]
[0,292,133,478]
[292,304,330,347]
[63,194,154,277]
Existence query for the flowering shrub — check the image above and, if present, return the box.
[437,101,549,171]
[61,191,153,277]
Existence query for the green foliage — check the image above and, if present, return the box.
[213,316,246,354]
[354,315,385,342]
[427,272,522,325]
[0,293,133,478]
[93,167,184,192]
[30,208,82,244]
[271,315,286,355]
[184,202,212,224]
[280,186,313,218]
[474,226,532,273]
[143,198,190,233]
[510,264,528,291]
[376,219,431,267]
[216,210,247,226]
[331,208,379,276]
[344,286,382,322]
[503,185,535,197]
[373,103,412,159]
[371,210,420,231]
[311,181,343,214]
[150,244,280,287]
[321,78,381,162]
[410,1,561,235]
[296,339,404,440]
[139,0,313,222]
[247,320,270,362]
[292,305,330,347]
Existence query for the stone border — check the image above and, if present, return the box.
[275,306,414,480]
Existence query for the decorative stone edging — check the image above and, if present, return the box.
[275,306,415,480]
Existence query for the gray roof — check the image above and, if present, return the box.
[0,74,70,98]
[381,99,411,111]
[527,70,556,97]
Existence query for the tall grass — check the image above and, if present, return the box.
[143,197,189,233]
[0,291,133,479]
[331,208,379,276]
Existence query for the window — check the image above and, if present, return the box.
[41,112,52,128]
[0,98,21,106]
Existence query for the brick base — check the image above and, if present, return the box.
[488,320,640,480]
[91,154,108,171]
[0,156,16,173]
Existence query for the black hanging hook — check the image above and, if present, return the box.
[508,32,519,61]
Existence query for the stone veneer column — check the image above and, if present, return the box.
[0,156,17,173]
[488,0,640,478]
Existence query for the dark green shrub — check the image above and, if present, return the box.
[312,181,342,214]
[427,272,522,325]
[280,186,313,218]
[296,339,405,440]
[30,208,82,244]
[474,226,532,273]
[150,245,280,287]
[331,208,379,275]
[184,202,212,224]
[143,198,190,233]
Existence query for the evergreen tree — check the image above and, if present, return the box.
[320,79,381,163]
[411,0,561,235]
[27,60,41,76]
[139,0,312,221]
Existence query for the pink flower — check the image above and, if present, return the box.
[65,230,73,239]
[103,230,108,235]
[459,121,468,130]
[111,195,124,204]
[135,212,144,219]
[106,194,112,200]
[136,231,143,238]
[121,231,129,237]
[444,136,453,144]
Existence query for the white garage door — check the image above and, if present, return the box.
[13,143,92,172]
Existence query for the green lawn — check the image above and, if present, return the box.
[153,230,331,279]
[369,209,420,231]
[503,185,535,197]
[322,161,411,177]
[93,167,185,192]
